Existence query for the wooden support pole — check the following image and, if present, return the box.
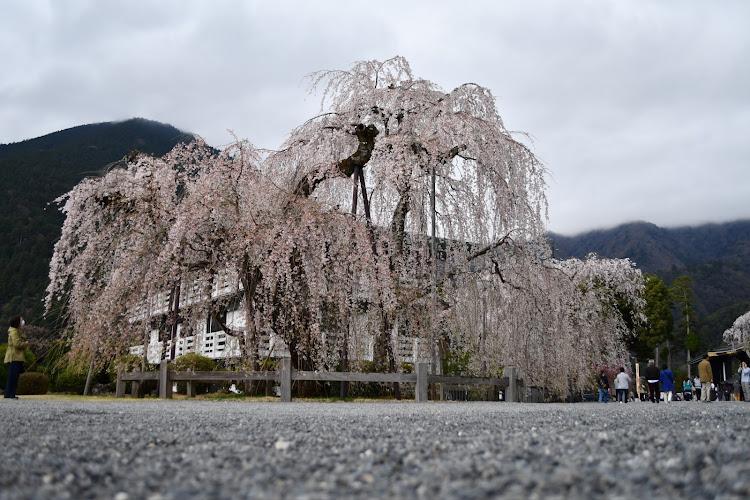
[83,353,95,396]
[280,358,292,402]
[507,367,517,402]
[115,370,125,398]
[186,380,194,398]
[159,360,172,399]
[415,362,428,402]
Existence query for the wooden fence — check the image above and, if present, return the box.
[116,359,522,402]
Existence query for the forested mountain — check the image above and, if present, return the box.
[549,221,750,348]
[0,119,192,337]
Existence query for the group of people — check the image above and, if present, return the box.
[643,359,677,403]
[597,361,676,404]
[597,367,633,403]
[597,355,750,404]
[691,355,750,402]
[692,357,750,402]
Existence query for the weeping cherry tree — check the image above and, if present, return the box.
[47,57,644,393]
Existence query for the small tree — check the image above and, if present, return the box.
[670,275,699,377]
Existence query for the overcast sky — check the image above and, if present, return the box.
[2,1,748,235]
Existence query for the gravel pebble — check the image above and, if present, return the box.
[1,398,749,499]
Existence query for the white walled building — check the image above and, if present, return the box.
[130,269,428,366]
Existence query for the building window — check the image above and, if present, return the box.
[207,312,227,333]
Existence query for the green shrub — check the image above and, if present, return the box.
[17,372,50,395]
[0,344,38,388]
[173,353,216,394]
[173,353,216,371]
[443,348,471,376]
[52,367,88,394]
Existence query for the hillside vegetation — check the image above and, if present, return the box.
[550,221,750,348]
[0,119,191,338]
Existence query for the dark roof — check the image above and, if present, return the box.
[689,348,750,365]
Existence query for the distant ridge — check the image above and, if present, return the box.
[549,220,750,347]
[0,118,190,157]
[0,118,193,333]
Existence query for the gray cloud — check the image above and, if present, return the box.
[1,0,748,235]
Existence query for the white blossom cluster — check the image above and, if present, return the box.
[447,252,644,392]
[723,310,750,348]
[47,57,644,390]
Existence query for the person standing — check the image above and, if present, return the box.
[732,378,741,401]
[659,364,675,402]
[614,367,631,403]
[738,361,750,402]
[597,370,610,403]
[4,315,29,399]
[644,359,660,403]
[693,375,702,401]
[682,377,693,401]
[698,354,713,403]
[721,381,732,401]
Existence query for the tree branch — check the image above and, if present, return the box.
[294,123,379,197]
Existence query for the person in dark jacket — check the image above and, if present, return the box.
[644,359,661,403]
[659,364,675,402]
[597,370,611,403]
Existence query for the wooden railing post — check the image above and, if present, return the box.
[159,360,173,399]
[116,369,125,398]
[131,365,141,398]
[507,367,516,402]
[415,362,428,402]
[186,380,194,398]
[280,358,292,402]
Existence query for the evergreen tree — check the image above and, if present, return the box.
[631,274,673,361]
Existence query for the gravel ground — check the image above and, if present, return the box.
[1,398,749,499]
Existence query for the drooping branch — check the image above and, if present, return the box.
[438,144,468,163]
[294,123,379,197]
[466,232,517,263]
[209,309,245,338]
